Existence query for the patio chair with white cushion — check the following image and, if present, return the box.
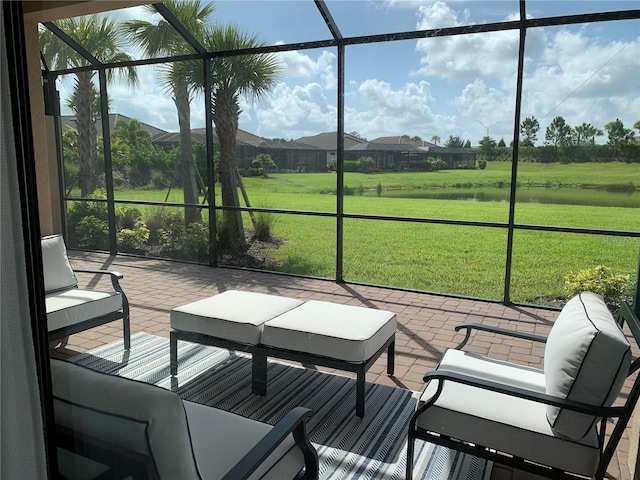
[42,234,130,349]
[407,292,640,480]
[51,359,318,479]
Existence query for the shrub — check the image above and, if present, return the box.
[251,153,277,177]
[344,160,359,172]
[238,168,263,177]
[183,223,209,262]
[253,211,275,241]
[116,206,143,230]
[74,216,109,250]
[117,221,150,253]
[215,211,237,252]
[477,159,487,170]
[564,265,632,310]
[158,214,186,253]
[67,193,108,225]
[356,156,375,173]
[430,158,448,171]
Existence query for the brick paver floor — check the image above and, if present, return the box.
[51,251,637,480]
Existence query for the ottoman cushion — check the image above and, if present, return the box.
[261,300,396,362]
[171,290,303,345]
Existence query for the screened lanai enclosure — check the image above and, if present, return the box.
[39,0,640,309]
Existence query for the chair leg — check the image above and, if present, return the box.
[387,340,395,376]
[170,332,178,376]
[252,350,268,396]
[406,433,415,480]
[123,316,131,350]
[356,367,366,418]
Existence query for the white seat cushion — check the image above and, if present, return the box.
[417,349,601,477]
[171,290,303,345]
[41,234,77,293]
[46,289,123,332]
[183,401,305,480]
[261,300,397,362]
[544,291,631,440]
[50,359,200,478]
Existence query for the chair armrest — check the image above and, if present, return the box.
[421,369,625,418]
[221,407,318,480]
[73,268,124,292]
[454,323,547,349]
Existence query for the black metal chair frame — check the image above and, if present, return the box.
[55,403,318,480]
[406,302,640,480]
[170,329,395,418]
[48,268,131,350]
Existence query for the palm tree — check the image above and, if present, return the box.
[186,24,280,247]
[573,122,601,146]
[40,15,137,196]
[123,1,215,226]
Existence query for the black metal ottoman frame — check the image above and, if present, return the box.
[170,330,395,418]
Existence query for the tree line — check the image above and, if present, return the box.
[474,116,640,163]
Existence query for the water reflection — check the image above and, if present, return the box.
[372,187,639,208]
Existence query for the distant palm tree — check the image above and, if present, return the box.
[123,1,215,226]
[573,122,601,146]
[40,15,137,196]
[185,24,280,247]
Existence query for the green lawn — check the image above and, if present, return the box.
[74,161,639,304]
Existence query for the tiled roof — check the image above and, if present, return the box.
[60,113,168,138]
[348,142,425,152]
[370,136,437,147]
[294,132,365,150]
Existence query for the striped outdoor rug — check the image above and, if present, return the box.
[71,332,492,480]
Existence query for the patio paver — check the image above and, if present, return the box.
[50,251,637,480]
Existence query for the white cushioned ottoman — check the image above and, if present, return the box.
[171,290,303,345]
[261,300,397,363]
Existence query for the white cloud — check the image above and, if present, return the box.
[250,82,336,139]
[414,2,519,81]
[348,79,457,140]
[107,66,180,132]
[521,28,640,132]
[453,79,515,140]
[277,49,336,89]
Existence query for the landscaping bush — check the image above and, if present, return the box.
[116,206,143,230]
[183,223,209,262]
[238,168,263,177]
[158,214,186,254]
[430,158,448,171]
[117,221,150,253]
[564,265,632,311]
[253,211,275,241]
[67,193,109,249]
[74,216,109,250]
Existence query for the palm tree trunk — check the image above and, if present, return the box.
[174,82,202,226]
[75,72,97,196]
[213,88,245,247]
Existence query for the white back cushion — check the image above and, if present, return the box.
[544,291,630,440]
[41,235,77,293]
[50,359,200,478]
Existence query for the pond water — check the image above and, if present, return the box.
[375,186,640,208]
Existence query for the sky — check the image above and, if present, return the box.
[55,0,640,146]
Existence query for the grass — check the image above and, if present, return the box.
[75,161,639,304]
